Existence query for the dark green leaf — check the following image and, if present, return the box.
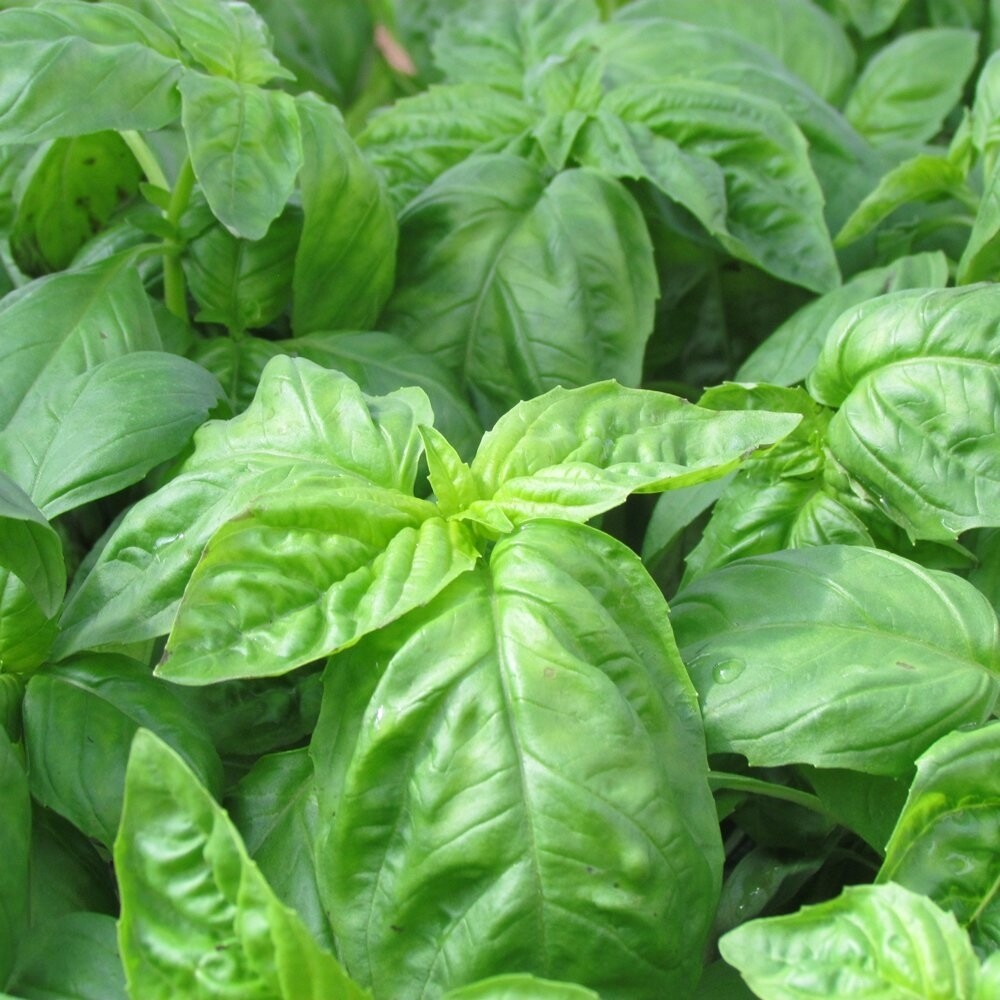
[384,155,658,424]
[180,71,302,239]
[292,94,396,334]
[720,883,980,999]
[115,730,369,999]
[0,726,29,985]
[673,545,1000,775]
[844,28,979,147]
[312,521,721,999]
[803,768,909,853]
[23,653,224,847]
[0,472,64,617]
[0,570,58,674]
[10,131,142,275]
[879,722,1000,950]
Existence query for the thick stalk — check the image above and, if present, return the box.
[163,157,196,322]
[707,771,831,819]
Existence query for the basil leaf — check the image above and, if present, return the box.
[0,472,64,618]
[0,726,29,985]
[465,381,800,526]
[10,131,142,276]
[803,768,909,853]
[879,722,1000,950]
[116,730,369,999]
[720,883,981,1000]
[149,0,292,84]
[673,545,1000,775]
[292,94,396,334]
[385,154,657,424]
[359,85,534,209]
[228,748,332,951]
[180,71,302,240]
[958,157,1000,284]
[844,28,979,147]
[0,570,57,674]
[159,487,481,683]
[6,911,126,1000]
[809,285,1000,540]
[0,350,222,520]
[57,359,432,657]
[840,0,910,36]
[443,976,600,1000]
[23,653,224,847]
[0,3,182,142]
[601,82,839,292]
[313,521,721,999]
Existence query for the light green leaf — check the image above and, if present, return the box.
[958,157,1000,284]
[0,253,163,429]
[185,205,301,334]
[617,0,857,104]
[6,911,126,1000]
[116,729,369,1000]
[23,653,224,847]
[840,0,910,36]
[180,71,302,239]
[0,726,29,985]
[10,131,143,275]
[56,357,433,657]
[844,28,979,147]
[150,0,291,84]
[0,3,182,142]
[159,486,481,683]
[419,424,483,519]
[0,351,222,519]
[0,571,57,674]
[808,285,1000,540]
[359,85,535,209]
[433,0,598,95]
[973,50,1000,176]
[443,975,601,1000]
[313,521,721,999]
[384,154,657,424]
[979,954,1000,999]
[879,722,1000,950]
[291,94,396,334]
[0,472,64,617]
[720,882,980,999]
[835,153,975,247]
[736,251,949,385]
[227,748,332,951]
[672,545,1000,775]
[602,82,839,292]
[464,381,800,526]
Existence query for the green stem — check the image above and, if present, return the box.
[119,130,169,190]
[708,771,831,818]
[163,156,196,323]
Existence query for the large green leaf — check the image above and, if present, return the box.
[312,521,721,999]
[23,653,224,847]
[720,883,981,999]
[6,912,126,1000]
[291,94,396,334]
[0,3,182,142]
[844,28,978,147]
[601,82,839,292]
[56,358,432,657]
[0,726,29,985]
[0,472,64,617]
[617,0,856,104]
[158,486,481,683]
[736,251,949,385]
[0,253,163,429]
[180,71,302,240]
[10,130,143,276]
[359,85,535,209]
[879,722,1000,951]
[672,546,1000,775]
[227,748,331,950]
[0,350,222,519]
[149,0,291,84]
[457,381,800,527]
[384,154,658,424]
[115,729,369,999]
[808,285,1000,540]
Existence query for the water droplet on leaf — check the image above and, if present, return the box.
[712,658,746,684]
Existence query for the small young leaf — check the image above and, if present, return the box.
[115,730,369,999]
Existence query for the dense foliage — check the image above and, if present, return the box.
[0,0,998,997]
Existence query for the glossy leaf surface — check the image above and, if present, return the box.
[672,546,1000,775]
[313,521,721,999]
